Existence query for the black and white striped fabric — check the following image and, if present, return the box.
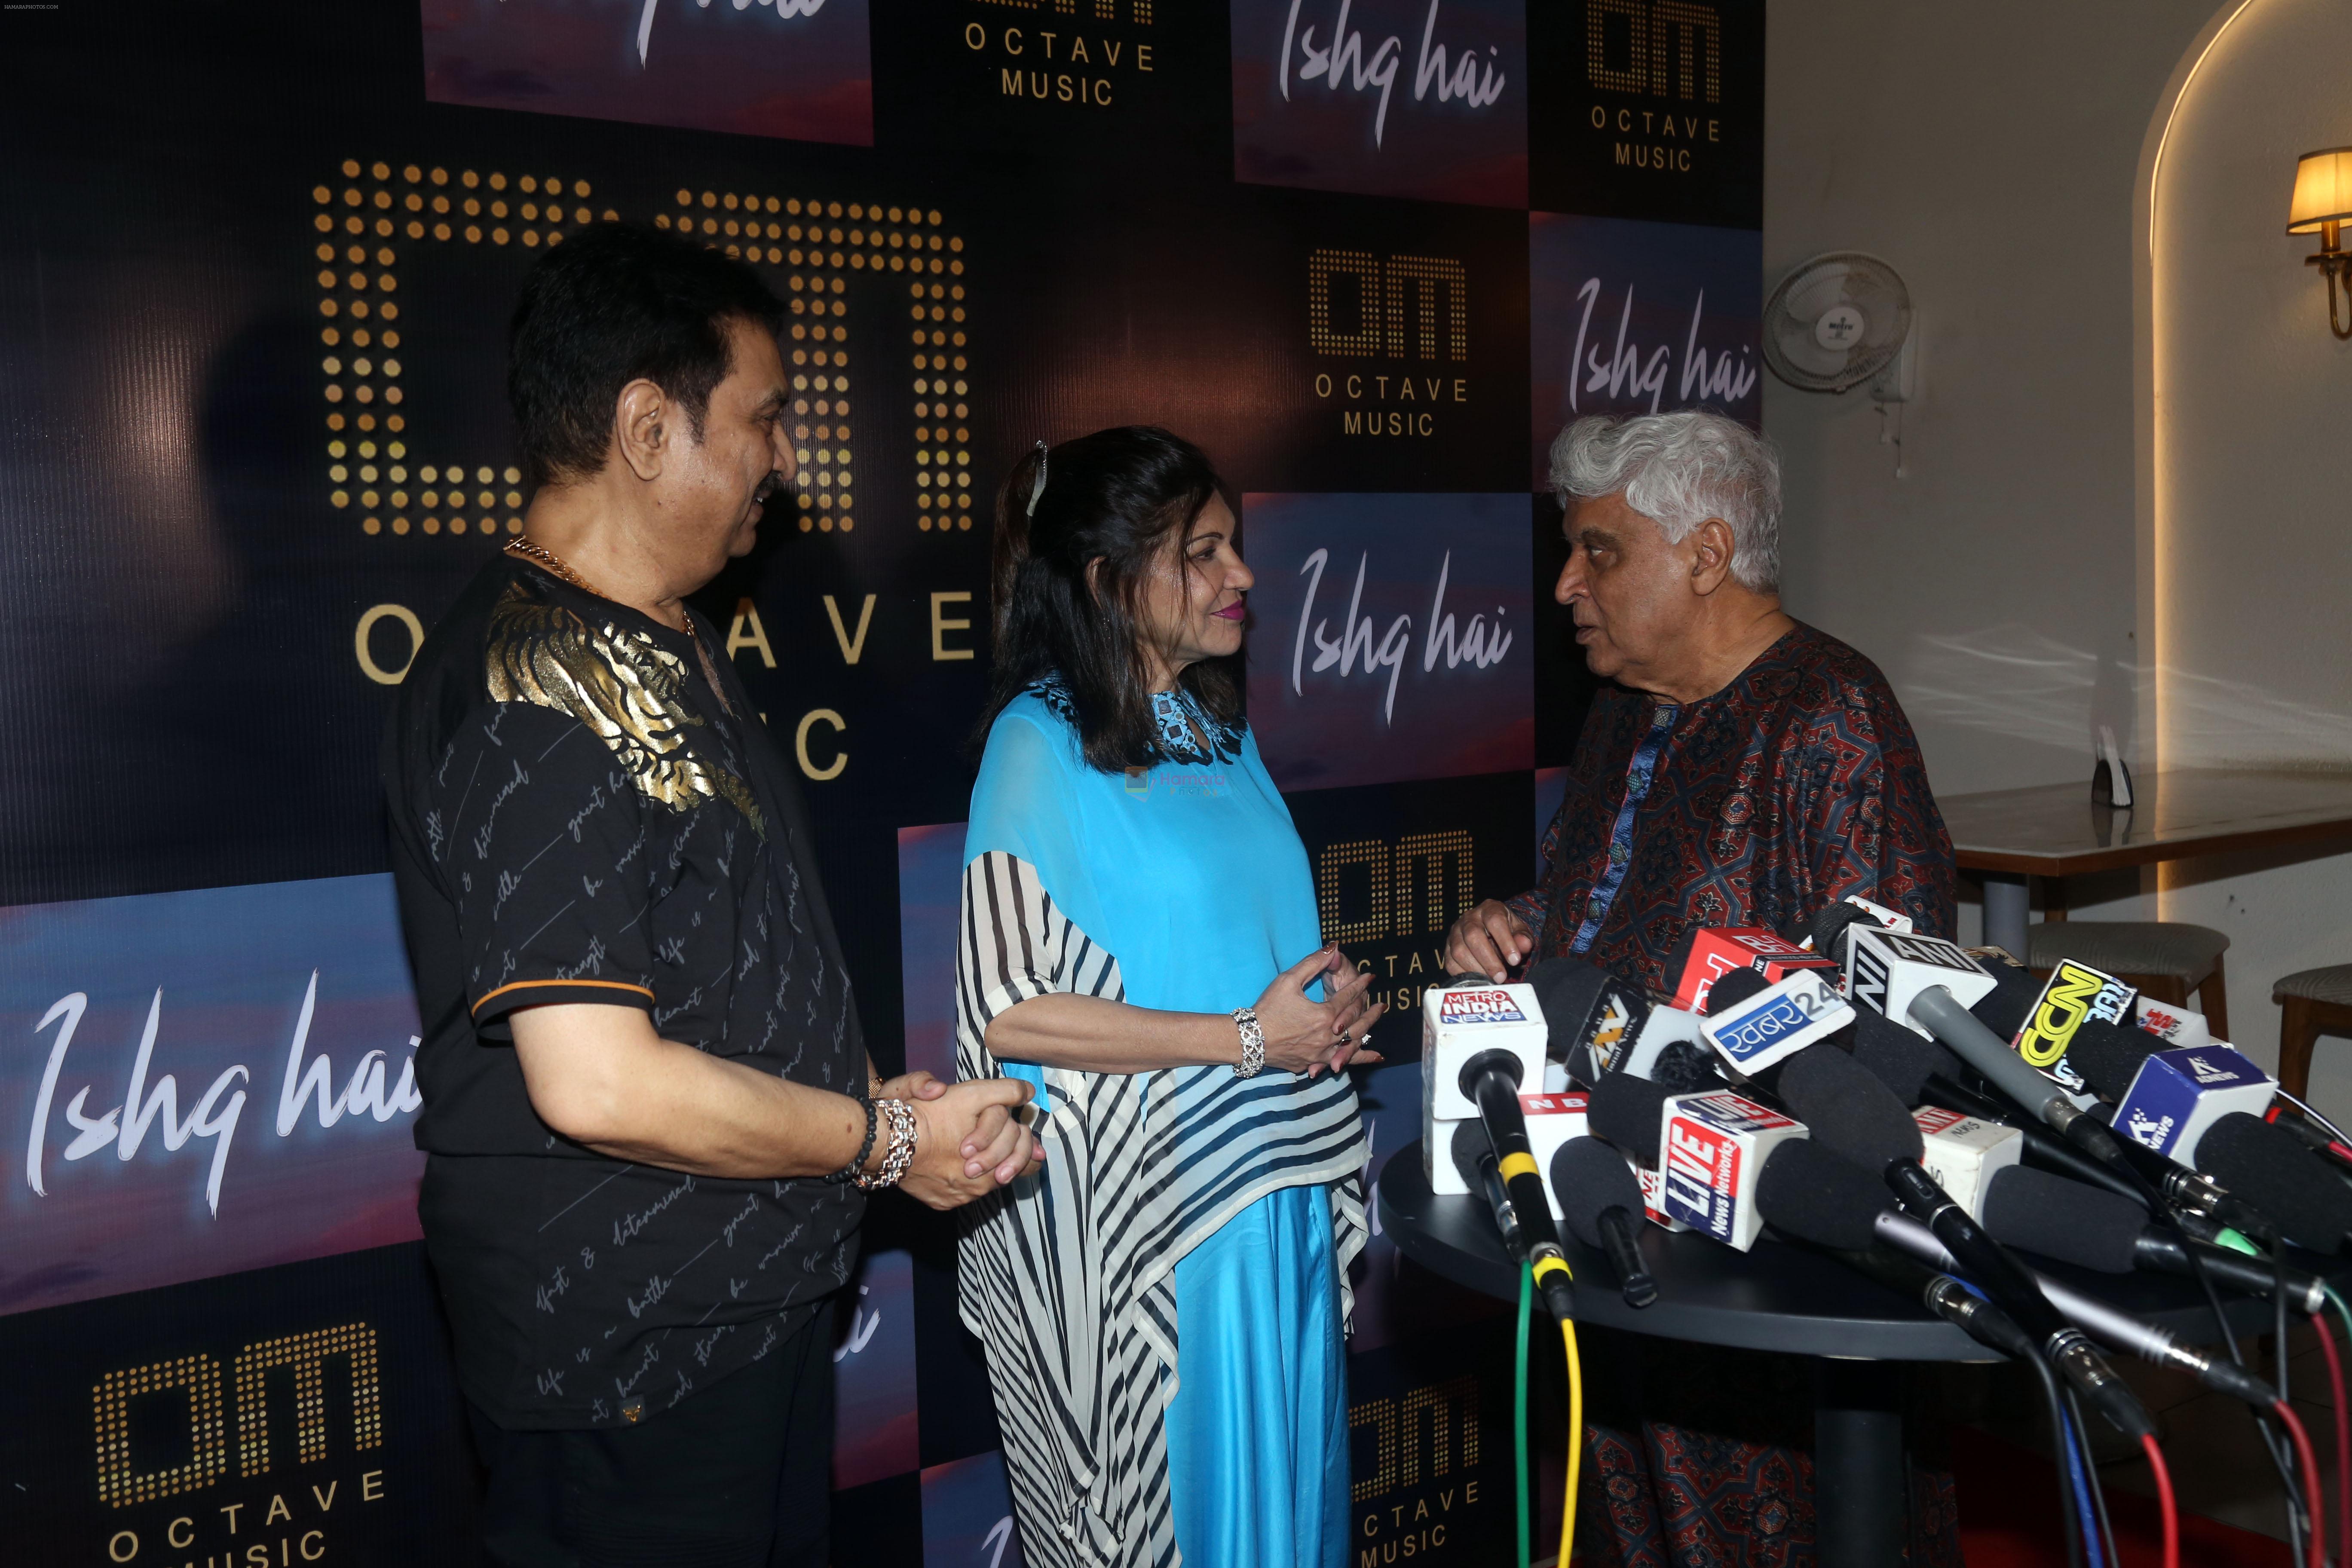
[954,849,1368,1568]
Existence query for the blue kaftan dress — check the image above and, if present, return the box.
[954,681,1367,1568]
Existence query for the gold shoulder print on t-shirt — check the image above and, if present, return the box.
[484,580,766,838]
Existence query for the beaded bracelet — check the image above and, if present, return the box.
[828,1097,880,1184]
[855,1099,919,1191]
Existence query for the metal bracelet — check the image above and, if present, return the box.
[855,1098,919,1191]
[829,1096,880,1184]
[1232,1007,1266,1078]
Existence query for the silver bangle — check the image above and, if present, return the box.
[1232,1007,1266,1078]
[854,1098,919,1190]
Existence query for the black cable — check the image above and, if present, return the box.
[2174,1200,2310,1556]
[2064,1386,2117,1568]
[2275,1247,2317,1562]
[2030,1347,2088,1568]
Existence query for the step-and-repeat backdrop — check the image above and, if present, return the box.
[0,2,1761,1561]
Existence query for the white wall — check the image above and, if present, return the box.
[1762,0,2352,1110]
[2145,0,2352,1104]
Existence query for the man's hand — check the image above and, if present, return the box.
[1445,899,1534,983]
[895,1078,1044,1210]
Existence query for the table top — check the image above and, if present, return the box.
[1939,768,2352,877]
[1377,1139,2309,1363]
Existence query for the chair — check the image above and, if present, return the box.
[2273,967,2352,1102]
[2023,922,2230,1040]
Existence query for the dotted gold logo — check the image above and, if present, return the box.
[94,1323,381,1510]
[1316,831,1473,946]
[309,161,977,541]
[1583,0,1725,175]
[1306,249,1471,439]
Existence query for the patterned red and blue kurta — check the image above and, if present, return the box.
[1509,622,1961,1568]
[1510,622,1956,987]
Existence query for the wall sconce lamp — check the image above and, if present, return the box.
[2288,147,2352,340]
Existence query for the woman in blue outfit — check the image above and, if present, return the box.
[955,427,1381,1568]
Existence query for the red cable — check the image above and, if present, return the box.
[2141,1433,2180,1568]
[2312,1311,2352,1568]
[2273,1399,2327,1568]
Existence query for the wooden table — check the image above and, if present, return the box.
[1941,768,2352,957]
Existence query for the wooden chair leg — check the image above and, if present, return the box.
[2278,995,2321,1103]
[2134,975,2189,1008]
[2197,956,2228,1042]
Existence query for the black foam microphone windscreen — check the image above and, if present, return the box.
[1529,957,1611,1045]
[1651,1041,1728,1095]
[1704,966,1770,1017]
[1779,1045,1926,1170]
[1449,1118,1497,1191]
[1754,1139,1892,1252]
[1847,1009,1960,1106]
[1587,1073,1671,1162]
[1551,1136,1646,1249]
[1981,1165,2145,1273]
[1807,900,1880,959]
[2062,1017,2165,1100]
[1966,965,2045,1042]
[2198,1113,2352,1251]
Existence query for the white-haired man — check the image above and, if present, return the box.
[1449,409,1954,991]
[1446,410,1960,1565]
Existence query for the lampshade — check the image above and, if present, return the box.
[2287,147,2352,234]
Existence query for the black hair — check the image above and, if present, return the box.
[507,223,786,488]
[977,426,1242,773]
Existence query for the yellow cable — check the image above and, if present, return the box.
[1559,1318,1583,1568]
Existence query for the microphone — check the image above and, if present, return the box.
[1891,966,2135,1170]
[1752,1135,1893,1250]
[1421,977,1549,1197]
[1911,1105,2024,1219]
[1651,1038,1730,1094]
[1586,1072,1806,1250]
[2009,958,2141,1098]
[1459,1045,1579,1321]
[2070,1024,2277,1165]
[1779,1047,2155,1439]
[1452,1118,1527,1262]
[1806,897,1905,968]
[1698,965,1854,1082]
[1754,1139,2042,1362]
[1660,925,1841,1014]
[2197,1113,2352,1253]
[1843,1009,2151,1206]
[1967,958,2046,1040]
[1981,1164,2329,1312]
[1875,1208,2283,1409]
[2061,1018,2288,1235]
[1551,1136,1657,1307]
[1529,957,1652,1089]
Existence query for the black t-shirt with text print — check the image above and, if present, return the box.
[384,553,865,1430]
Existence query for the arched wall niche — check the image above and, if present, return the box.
[2130,0,2352,1076]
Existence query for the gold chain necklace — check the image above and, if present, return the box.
[504,536,736,716]
[504,535,604,598]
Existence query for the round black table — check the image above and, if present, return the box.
[1377,1138,2312,1567]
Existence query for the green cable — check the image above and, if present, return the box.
[1516,1261,1533,1568]
[2328,1284,2352,1372]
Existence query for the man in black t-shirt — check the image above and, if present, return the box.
[383,225,1038,1568]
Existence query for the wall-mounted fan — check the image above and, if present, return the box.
[1763,251,1917,474]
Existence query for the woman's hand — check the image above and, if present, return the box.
[1253,945,1387,1078]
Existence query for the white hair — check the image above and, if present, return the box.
[1547,411,1782,592]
